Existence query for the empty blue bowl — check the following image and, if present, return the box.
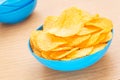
[28,26,112,71]
[0,0,36,24]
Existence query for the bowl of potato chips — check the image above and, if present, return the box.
[28,7,113,71]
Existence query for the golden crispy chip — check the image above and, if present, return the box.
[51,44,72,51]
[33,31,67,51]
[78,32,100,48]
[86,31,102,47]
[81,13,99,23]
[95,32,108,45]
[50,47,79,59]
[32,48,42,57]
[78,37,90,48]
[63,35,78,43]
[90,43,107,55]
[37,31,67,51]
[69,35,91,46]
[46,7,84,37]
[41,51,53,60]
[85,18,113,32]
[30,31,41,50]
[63,35,90,47]
[44,16,58,30]
[77,26,101,36]
[101,31,112,43]
[30,31,42,57]
[49,51,67,60]
[62,47,93,60]
[30,32,42,57]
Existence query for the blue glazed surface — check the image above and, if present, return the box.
[0,0,36,24]
[0,5,19,14]
[28,26,112,71]
[0,0,33,7]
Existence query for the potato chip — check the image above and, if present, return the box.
[78,31,100,48]
[101,31,112,43]
[78,37,90,48]
[50,47,79,59]
[81,13,99,23]
[63,35,78,43]
[95,32,108,45]
[45,7,85,37]
[85,18,113,32]
[41,51,53,60]
[90,43,107,55]
[33,48,42,57]
[63,34,90,47]
[86,31,102,47]
[33,31,67,51]
[30,35,42,57]
[70,35,91,46]
[63,47,93,60]
[51,44,72,51]
[30,31,41,50]
[77,26,101,36]
[44,16,58,30]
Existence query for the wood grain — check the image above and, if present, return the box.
[0,0,120,80]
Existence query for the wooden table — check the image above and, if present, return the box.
[0,0,120,80]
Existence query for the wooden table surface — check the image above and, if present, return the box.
[0,0,120,80]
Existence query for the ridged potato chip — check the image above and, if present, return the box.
[95,32,108,45]
[32,48,42,57]
[32,31,67,51]
[51,44,72,51]
[77,26,101,36]
[64,35,91,47]
[41,51,53,60]
[30,31,42,50]
[45,7,84,37]
[78,37,91,48]
[44,16,58,30]
[101,31,112,43]
[86,31,102,47]
[70,35,91,46]
[50,47,79,59]
[62,47,93,60]
[85,18,113,32]
[90,43,107,55]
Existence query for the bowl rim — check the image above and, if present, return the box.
[28,25,113,62]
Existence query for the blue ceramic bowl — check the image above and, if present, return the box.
[0,0,36,24]
[28,26,112,71]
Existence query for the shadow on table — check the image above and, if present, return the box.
[40,52,113,80]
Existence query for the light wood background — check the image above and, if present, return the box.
[0,0,120,80]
